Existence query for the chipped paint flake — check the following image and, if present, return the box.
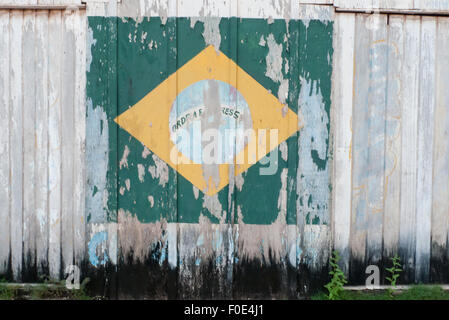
[119,145,130,169]
[137,163,145,182]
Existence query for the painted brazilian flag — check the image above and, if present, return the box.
[86,16,332,228]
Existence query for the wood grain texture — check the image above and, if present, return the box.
[48,9,62,280]
[398,15,420,282]
[331,12,355,274]
[0,10,10,275]
[365,13,387,268]
[430,17,449,282]
[415,16,436,283]
[22,9,37,279]
[10,10,24,281]
[61,9,76,273]
[382,14,403,258]
[73,7,86,273]
[35,9,49,276]
[351,14,372,274]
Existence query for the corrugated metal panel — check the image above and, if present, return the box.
[332,12,449,284]
[0,8,86,281]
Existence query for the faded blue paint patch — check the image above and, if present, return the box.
[88,231,109,267]
[86,98,109,223]
[297,77,330,225]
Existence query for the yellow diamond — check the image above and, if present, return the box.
[114,45,301,196]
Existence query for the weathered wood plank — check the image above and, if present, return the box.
[73,7,86,274]
[48,10,62,280]
[332,12,355,275]
[382,15,403,259]
[380,0,414,9]
[22,9,37,280]
[35,9,49,276]
[365,14,388,268]
[85,10,118,297]
[399,15,420,282]
[414,0,449,11]
[10,9,24,281]
[0,0,38,5]
[350,13,372,281]
[299,0,333,4]
[415,16,436,283]
[61,9,76,273]
[334,0,373,9]
[430,16,449,282]
[0,10,10,276]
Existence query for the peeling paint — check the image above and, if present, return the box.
[147,153,169,187]
[190,17,221,52]
[297,77,330,225]
[137,163,145,182]
[119,145,130,169]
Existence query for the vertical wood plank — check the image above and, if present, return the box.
[350,13,372,281]
[296,11,333,293]
[61,9,76,274]
[399,15,420,282]
[22,9,37,280]
[382,15,403,258]
[48,10,62,280]
[430,17,449,283]
[0,10,10,276]
[365,14,388,269]
[415,16,435,283]
[10,9,24,281]
[332,12,355,274]
[35,9,49,276]
[73,7,87,275]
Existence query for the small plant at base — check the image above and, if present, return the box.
[385,255,402,299]
[324,251,348,300]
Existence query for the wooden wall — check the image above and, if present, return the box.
[0,8,86,281]
[0,0,448,298]
[333,12,449,284]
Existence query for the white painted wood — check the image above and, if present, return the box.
[298,3,335,20]
[334,0,373,9]
[73,8,86,271]
[382,15,403,257]
[10,9,24,281]
[22,9,37,274]
[399,15,420,276]
[0,10,10,275]
[61,9,76,272]
[37,0,54,5]
[0,1,38,5]
[431,17,449,266]
[415,0,449,11]
[380,0,414,9]
[299,0,333,4]
[111,0,301,19]
[415,16,436,282]
[48,10,62,280]
[332,12,355,274]
[0,1,83,5]
[35,9,49,275]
